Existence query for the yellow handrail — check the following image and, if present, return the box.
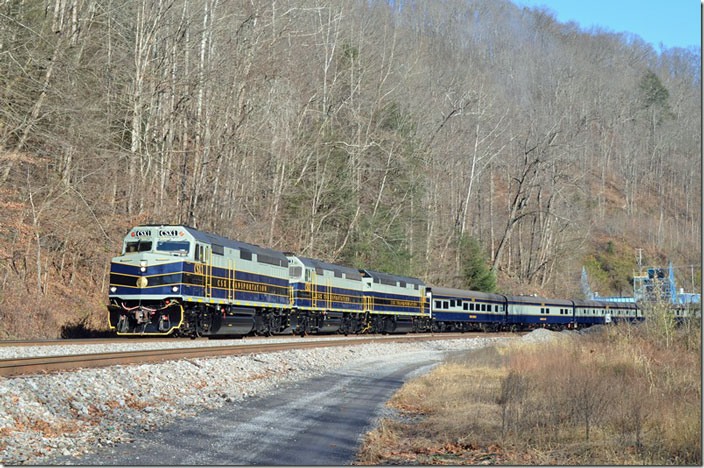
[228,258,235,302]
[311,269,317,308]
[205,247,212,298]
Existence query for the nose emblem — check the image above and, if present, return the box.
[137,277,149,288]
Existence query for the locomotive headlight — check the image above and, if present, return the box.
[172,286,179,293]
[140,266,147,272]
[110,286,117,293]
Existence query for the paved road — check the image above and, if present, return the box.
[55,352,443,465]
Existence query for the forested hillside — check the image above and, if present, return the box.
[0,0,700,338]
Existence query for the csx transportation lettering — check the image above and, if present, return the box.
[159,229,180,237]
[133,229,151,237]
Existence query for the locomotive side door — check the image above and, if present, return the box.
[195,243,212,299]
[204,245,212,299]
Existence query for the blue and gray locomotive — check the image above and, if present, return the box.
[107,225,430,337]
[107,225,641,337]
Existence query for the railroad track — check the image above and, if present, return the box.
[0,337,190,347]
[0,333,516,377]
[0,332,486,347]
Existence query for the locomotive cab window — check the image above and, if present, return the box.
[124,240,152,254]
[156,240,190,255]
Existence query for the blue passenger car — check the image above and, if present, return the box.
[428,286,507,331]
[505,295,574,329]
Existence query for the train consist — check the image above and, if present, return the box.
[108,225,642,337]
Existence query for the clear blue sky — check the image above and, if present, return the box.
[514,0,701,51]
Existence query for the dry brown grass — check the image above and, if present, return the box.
[356,323,702,465]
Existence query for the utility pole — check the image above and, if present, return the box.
[636,248,643,275]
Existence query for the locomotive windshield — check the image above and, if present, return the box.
[124,240,152,254]
[156,240,190,255]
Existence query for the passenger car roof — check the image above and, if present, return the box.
[428,285,504,302]
[505,294,573,306]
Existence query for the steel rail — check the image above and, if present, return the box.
[0,332,475,347]
[0,333,515,377]
[0,337,199,347]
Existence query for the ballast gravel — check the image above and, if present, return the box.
[520,325,604,344]
[0,336,511,465]
[0,335,412,360]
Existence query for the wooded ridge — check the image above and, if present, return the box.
[0,0,700,338]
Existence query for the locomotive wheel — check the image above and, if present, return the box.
[298,314,309,337]
[269,314,282,335]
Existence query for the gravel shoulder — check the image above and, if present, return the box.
[0,336,510,465]
[55,354,441,465]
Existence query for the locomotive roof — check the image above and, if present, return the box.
[428,285,505,302]
[295,256,362,279]
[148,225,289,261]
[359,269,425,286]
